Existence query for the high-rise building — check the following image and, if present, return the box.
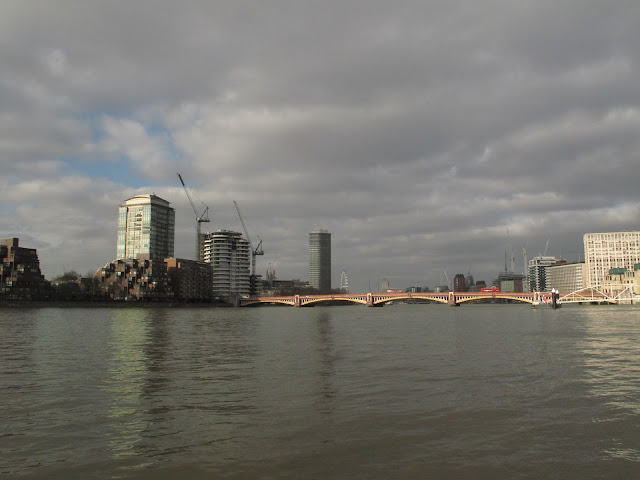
[202,230,251,299]
[528,256,558,291]
[584,232,640,288]
[309,229,331,292]
[117,194,175,260]
[453,274,467,292]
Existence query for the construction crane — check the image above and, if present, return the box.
[177,173,210,261]
[233,201,263,277]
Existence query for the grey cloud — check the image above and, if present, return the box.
[1,0,639,290]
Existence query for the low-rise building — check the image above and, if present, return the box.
[165,258,213,302]
[96,258,173,301]
[546,262,586,294]
[495,271,526,292]
[601,264,640,304]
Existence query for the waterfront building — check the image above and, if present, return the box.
[96,258,173,301]
[546,262,586,294]
[165,258,213,302]
[528,256,559,291]
[0,237,50,300]
[117,194,175,260]
[202,230,251,299]
[584,231,640,288]
[309,229,331,292]
[600,264,640,304]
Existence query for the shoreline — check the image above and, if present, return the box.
[0,300,234,309]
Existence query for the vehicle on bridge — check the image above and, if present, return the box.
[481,286,500,293]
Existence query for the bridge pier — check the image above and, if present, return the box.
[366,293,384,307]
[294,295,301,307]
[448,291,459,307]
[366,293,378,307]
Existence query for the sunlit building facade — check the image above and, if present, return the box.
[546,262,586,294]
[117,194,175,260]
[601,264,640,304]
[584,232,640,287]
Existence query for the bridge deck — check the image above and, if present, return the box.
[240,291,553,307]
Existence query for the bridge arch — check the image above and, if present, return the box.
[371,294,449,305]
[455,295,533,304]
[299,297,367,307]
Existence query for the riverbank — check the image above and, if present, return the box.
[0,300,233,308]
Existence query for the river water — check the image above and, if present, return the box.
[2,304,640,479]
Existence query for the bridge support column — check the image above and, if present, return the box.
[294,295,301,307]
[448,291,459,307]
[366,293,374,307]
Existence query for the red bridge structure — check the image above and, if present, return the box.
[239,291,552,307]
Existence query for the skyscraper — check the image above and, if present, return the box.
[117,194,175,260]
[309,229,331,292]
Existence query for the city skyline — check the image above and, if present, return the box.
[2,1,639,293]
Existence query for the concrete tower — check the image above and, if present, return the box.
[202,229,251,299]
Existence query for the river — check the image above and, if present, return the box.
[2,304,640,479]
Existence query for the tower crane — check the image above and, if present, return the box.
[233,201,264,277]
[177,173,210,262]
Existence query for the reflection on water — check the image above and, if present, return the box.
[104,309,151,467]
[313,311,337,415]
[3,305,640,479]
[577,307,640,462]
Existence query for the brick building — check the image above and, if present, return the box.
[165,258,213,302]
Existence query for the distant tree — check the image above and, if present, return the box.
[54,270,81,282]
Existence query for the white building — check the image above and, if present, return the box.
[584,232,640,287]
[546,262,586,294]
[203,230,251,299]
[116,194,175,260]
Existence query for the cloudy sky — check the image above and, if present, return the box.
[2,0,639,292]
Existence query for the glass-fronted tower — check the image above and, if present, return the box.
[309,229,331,293]
[117,194,175,260]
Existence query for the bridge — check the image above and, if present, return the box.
[239,291,553,307]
